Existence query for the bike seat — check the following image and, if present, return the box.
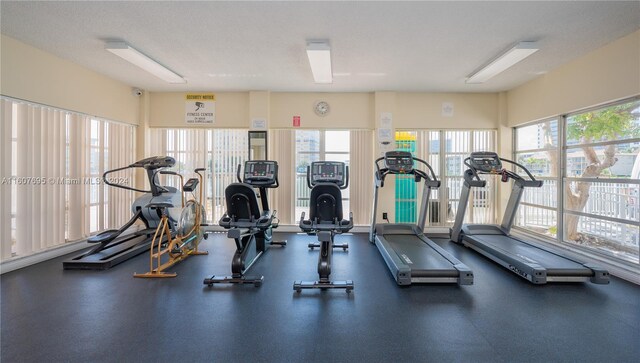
[145,202,174,210]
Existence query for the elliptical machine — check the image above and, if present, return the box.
[294,161,354,293]
[63,156,182,270]
[134,168,209,278]
[204,160,286,287]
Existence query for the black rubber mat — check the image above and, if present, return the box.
[1,233,638,362]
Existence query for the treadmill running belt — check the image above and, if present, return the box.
[469,235,592,276]
[384,234,459,276]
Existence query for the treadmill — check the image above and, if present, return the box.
[370,151,474,286]
[450,151,609,284]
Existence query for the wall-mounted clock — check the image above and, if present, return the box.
[314,101,330,116]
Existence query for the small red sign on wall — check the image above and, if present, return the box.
[293,116,301,127]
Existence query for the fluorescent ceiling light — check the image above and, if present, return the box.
[466,41,539,84]
[306,41,332,84]
[105,41,186,84]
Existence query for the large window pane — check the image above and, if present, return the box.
[515,151,558,177]
[522,179,557,209]
[564,213,639,264]
[516,120,558,150]
[295,130,320,153]
[566,143,639,179]
[325,130,349,152]
[565,181,639,223]
[566,100,640,146]
[517,205,557,237]
[514,118,559,237]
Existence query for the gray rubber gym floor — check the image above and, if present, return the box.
[2,232,639,363]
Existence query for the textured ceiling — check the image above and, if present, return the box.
[1,1,639,93]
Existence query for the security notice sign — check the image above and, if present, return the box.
[185,93,215,124]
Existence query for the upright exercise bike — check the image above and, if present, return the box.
[204,160,286,287]
[63,156,182,270]
[294,161,354,293]
[134,168,209,278]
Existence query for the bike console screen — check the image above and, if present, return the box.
[311,161,345,186]
[469,152,503,173]
[244,160,277,184]
[384,151,414,173]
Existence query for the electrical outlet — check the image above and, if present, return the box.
[382,212,388,220]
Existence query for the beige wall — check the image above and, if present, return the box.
[148,92,249,128]
[270,92,374,129]
[396,93,499,129]
[0,34,140,124]
[507,30,640,126]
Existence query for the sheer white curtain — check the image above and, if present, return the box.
[350,130,374,225]
[269,129,295,224]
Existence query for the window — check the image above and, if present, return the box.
[563,100,639,264]
[294,130,350,222]
[149,128,248,223]
[394,129,497,227]
[514,119,559,238]
[0,97,136,261]
[514,97,640,267]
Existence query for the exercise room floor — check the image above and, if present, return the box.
[2,233,639,362]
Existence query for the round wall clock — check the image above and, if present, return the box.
[314,101,330,116]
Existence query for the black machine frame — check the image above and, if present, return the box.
[295,161,354,292]
[204,160,286,287]
[63,156,179,270]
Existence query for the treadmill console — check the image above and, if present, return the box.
[243,160,277,185]
[469,152,503,173]
[310,161,346,186]
[384,151,414,173]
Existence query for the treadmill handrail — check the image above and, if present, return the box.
[374,155,440,188]
[463,156,542,188]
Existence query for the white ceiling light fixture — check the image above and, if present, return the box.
[105,41,186,84]
[306,40,332,84]
[466,41,539,84]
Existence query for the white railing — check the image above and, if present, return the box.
[518,182,639,248]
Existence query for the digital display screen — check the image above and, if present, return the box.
[311,162,344,185]
[244,161,276,183]
[318,164,337,177]
[385,151,414,172]
[250,162,268,175]
[469,152,502,172]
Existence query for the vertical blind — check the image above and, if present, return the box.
[350,130,374,225]
[149,128,248,223]
[269,129,295,224]
[0,97,136,261]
